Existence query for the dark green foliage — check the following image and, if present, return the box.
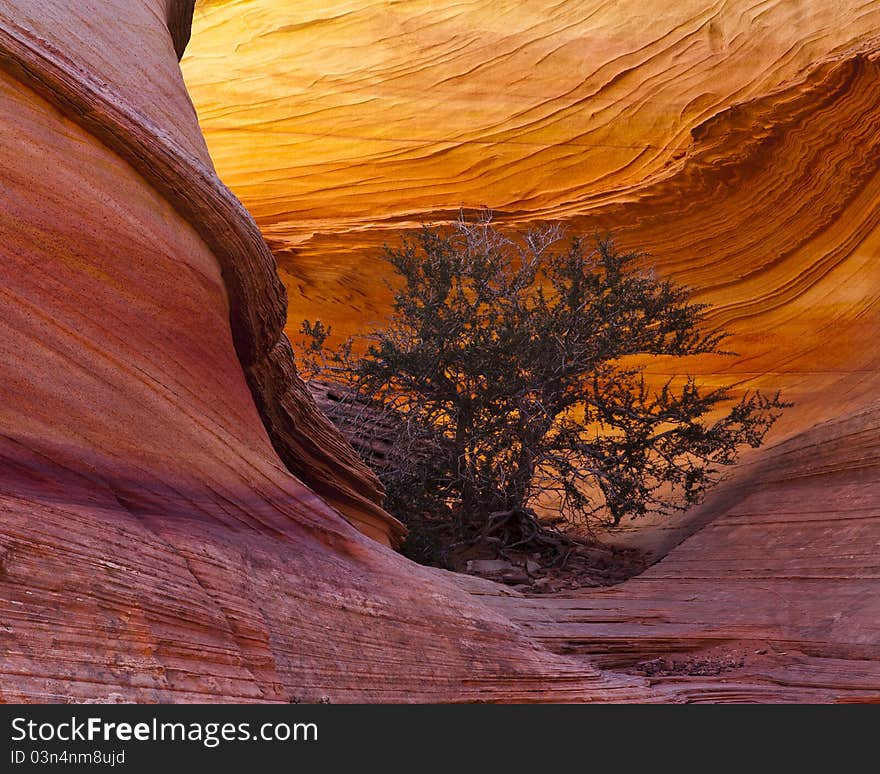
[300,212,788,562]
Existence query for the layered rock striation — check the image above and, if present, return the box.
[181,0,880,701]
[0,2,401,546]
[0,0,877,702]
[0,0,631,701]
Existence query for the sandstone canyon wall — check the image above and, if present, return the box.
[0,0,877,702]
[0,0,647,702]
[183,0,880,700]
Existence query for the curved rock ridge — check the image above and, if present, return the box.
[557,47,880,426]
[181,0,880,701]
[474,400,880,702]
[0,8,401,545]
[1,0,878,703]
[0,0,666,703]
[9,0,212,167]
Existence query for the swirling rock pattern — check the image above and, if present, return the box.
[0,2,402,546]
[182,1,880,340]
[0,0,878,702]
[1,0,633,701]
[181,0,880,700]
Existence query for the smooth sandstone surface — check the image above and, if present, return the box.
[183,0,880,700]
[0,1,402,545]
[0,0,877,701]
[0,0,639,703]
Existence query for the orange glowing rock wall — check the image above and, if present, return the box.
[2,0,636,701]
[0,0,877,703]
[181,0,880,509]
[179,0,880,700]
[182,2,880,366]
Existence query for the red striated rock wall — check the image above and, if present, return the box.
[0,0,644,703]
[0,0,878,702]
[181,0,880,701]
[0,4,400,546]
[473,404,880,702]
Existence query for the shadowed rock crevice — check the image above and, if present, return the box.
[166,0,196,60]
